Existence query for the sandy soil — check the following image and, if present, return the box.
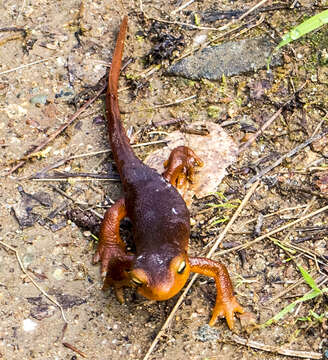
[0,1,327,359]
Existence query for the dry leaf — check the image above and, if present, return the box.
[145,121,238,206]
[315,172,328,193]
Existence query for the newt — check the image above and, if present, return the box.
[93,16,244,329]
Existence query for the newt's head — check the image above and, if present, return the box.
[129,252,190,301]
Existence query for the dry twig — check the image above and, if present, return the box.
[215,204,328,257]
[239,107,283,153]
[0,58,50,76]
[0,34,24,46]
[245,131,327,187]
[6,84,106,175]
[24,140,168,180]
[122,95,197,114]
[62,342,87,358]
[231,334,323,359]
[237,0,270,22]
[0,240,68,323]
[171,0,195,14]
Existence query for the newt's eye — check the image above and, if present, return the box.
[177,261,186,274]
[131,277,143,286]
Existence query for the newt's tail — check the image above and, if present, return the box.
[108,16,127,96]
[106,16,137,176]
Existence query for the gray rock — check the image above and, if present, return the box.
[29,94,48,105]
[195,324,220,342]
[167,37,283,80]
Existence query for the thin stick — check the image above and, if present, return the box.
[217,0,269,31]
[245,131,327,187]
[153,95,196,108]
[239,107,283,153]
[238,0,269,21]
[62,342,87,358]
[239,81,309,154]
[208,180,260,257]
[30,172,120,180]
[171,0,195,15]
[265,276,312,304]
[0,58,50,76]
[147,17,233,31]
[242,204,308,226]
[0,34,24,46]
[21,139,168,180]
[0,240,68,323]
[215,204,328,257]
[231,334,323,359]
[142,181,260,360]
[16,0,27,23]
[45,139,167,164]
[122,95,197,114]
[31,177,118,182]
[6,84,106,175]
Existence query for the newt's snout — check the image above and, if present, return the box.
[130,255,190,301]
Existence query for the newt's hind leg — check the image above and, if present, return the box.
[189,257,244,329]
[93,198,134,302]
[163,146,203,189]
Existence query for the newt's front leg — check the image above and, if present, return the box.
[93,198,134,302]
[163,146,203,189]
[189,257,244,329]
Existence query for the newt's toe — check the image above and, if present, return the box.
[209,296,244,329]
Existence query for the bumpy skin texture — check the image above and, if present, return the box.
[93,16,244,329]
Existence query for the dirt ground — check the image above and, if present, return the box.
[1,1,327,359]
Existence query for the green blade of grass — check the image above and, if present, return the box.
[207,203,238,209]
[262,289,321,327]
[267,9,328,68]
[269,237,296,254]
[210,215,229,226]
[276,9,328,51]
[262,264,324,327]
[297,264,321,293]
[309,310,324,321]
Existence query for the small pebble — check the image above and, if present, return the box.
[56,57,66,66]
[53,268,64,280]
[22,319,37,332]
[55,88,74,99]
[22,253,34,267]
[195,324,220,342]
[30,94,48,105]
[193,33,207,47]
[93,115,105,125]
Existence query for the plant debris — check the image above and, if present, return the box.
[314,172,328,193]
[144,22,185,65]
[67,207,101,236]
[30,303,56,320]
[55,293,87,310]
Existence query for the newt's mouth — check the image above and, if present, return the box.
[136,272,189,301]
[131,255,191,301]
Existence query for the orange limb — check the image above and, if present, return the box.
[93,198,134,302]
[189,257,244,329]
[163,146,203,189]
